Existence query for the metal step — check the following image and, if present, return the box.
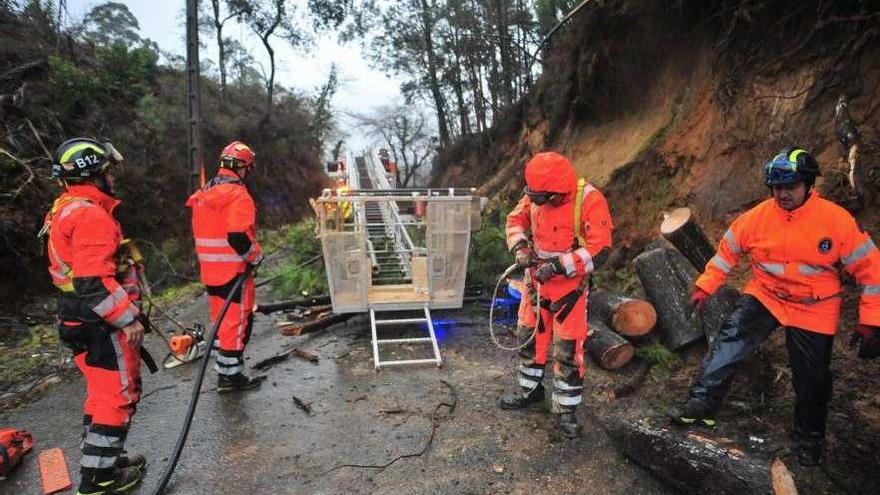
[370,307,441,370]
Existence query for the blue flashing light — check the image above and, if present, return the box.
[507,283,522,300]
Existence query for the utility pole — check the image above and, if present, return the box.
[186,0,203,192]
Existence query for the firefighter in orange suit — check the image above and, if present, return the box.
[186,141,263,393]
[499,151,614,438]
[43,138,147,494]
[670,147,880,467]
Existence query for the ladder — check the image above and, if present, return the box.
[369,306,442,370]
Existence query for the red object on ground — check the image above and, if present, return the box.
[0,428,33,478]
[37,448,72,494]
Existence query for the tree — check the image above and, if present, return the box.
[80,2,143,47]
[204,0,252,107]
[241,0,308,117]
[354,102,437,187]
[311,63,339,154]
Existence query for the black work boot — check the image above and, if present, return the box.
[558,412,582,438]
[668,399,717,428]
[498,384,545,410]
[115,453,146,470]
[217,373,263,393]
[76,466,144,495]
[792,433,824,467]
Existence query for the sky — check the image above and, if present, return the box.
[62,0,404,153]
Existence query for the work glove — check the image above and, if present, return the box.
[534,258,564,283]
[849,324,880,359]
[690,287,710,312]
[514,246,534,268]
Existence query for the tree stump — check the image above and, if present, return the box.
[588,289,657,338]
[603,414,772,495]
[660,207,715,271]
[633,246,703,350]
[587,318,634,370]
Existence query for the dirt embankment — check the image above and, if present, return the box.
[432,0,880,249]
[432,1,880,492]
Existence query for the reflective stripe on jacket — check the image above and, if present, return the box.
[695,193,880,334]
[186,169,262,286]
[44,184,140,328]
[506,183,614,277]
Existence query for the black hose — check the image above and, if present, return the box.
[150,267,251,495]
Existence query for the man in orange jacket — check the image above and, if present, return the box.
[670,147,880,466]
[43,138,146,494]
[499,151,614,438]
[187,141,263,393]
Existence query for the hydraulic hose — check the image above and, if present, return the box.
[150,266,252,495]
[488,263,540,351]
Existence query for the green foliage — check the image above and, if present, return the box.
[0,325,64,390]
[263,221,328,296]
[467,208,514,290]
[95,43,158,105]
[151,281,205,308]
[48,55,98,117]
[592,265,644,297]
[635,343,680,371]
[80,2,143,47]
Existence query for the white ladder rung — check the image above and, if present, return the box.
[377,337,433,344]
[378,358,440,367]
[375,318,427,325]
[370,307,442,370]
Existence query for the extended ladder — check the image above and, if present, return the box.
[369,306,441,370]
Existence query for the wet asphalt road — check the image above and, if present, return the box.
[0,289,670,495]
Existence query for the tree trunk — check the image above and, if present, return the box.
[633,246,704,350]
[588,289,657,338]
[211,0,227,108]
[494,0,512,107]
[603,414,772,495]
[419,0,450,147]
[660,207,715,271]
[587,317,634,370]
[263,37,275,116]
[452,34,471,136]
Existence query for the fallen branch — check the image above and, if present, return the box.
[292,395,314,416]
[251,347,319,370]
[279,313,354,336]
[25,117,52,160]
[0,148,36,200]
[256,294,332,314]
[324,379,457,474]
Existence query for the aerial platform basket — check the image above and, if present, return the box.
[314,150,484,369]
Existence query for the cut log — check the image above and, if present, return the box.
[603,414,771,495]
[279,313,354,336]
[660,207,715,271]
[702,285,741,345]
[256,295,332,314]
[587,318,635,370]
[771,458,798,495]
[633,247,703,350]
[588,289,657,338]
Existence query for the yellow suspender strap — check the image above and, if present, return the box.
[573,178,586,248]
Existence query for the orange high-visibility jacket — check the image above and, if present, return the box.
[43,184,140,328]
[696,193,880,334]
[186,169,262,286]
[506,183,614,277]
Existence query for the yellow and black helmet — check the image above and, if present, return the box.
[763,147,820,187]
[51,138,123,181]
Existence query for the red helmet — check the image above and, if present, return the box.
[219,141,255,169]
[524,152,577,194]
